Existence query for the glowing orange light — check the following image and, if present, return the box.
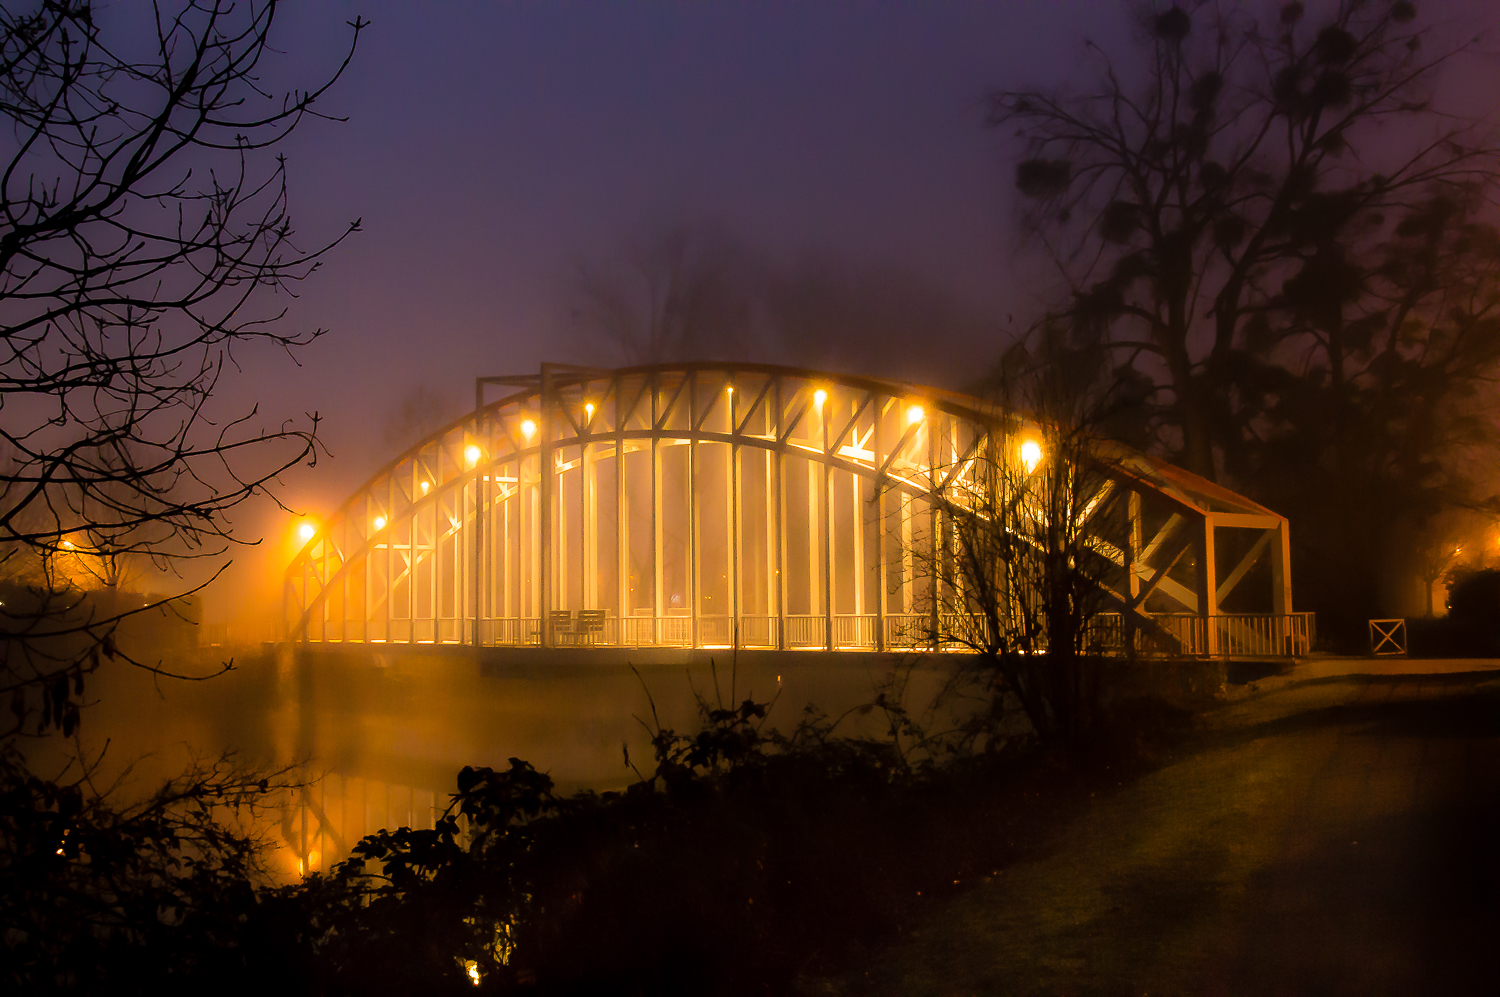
[298,521,316,542]
[420,480,430,495]
[906,405,924,426]
[813,388,827,409]
[520,418,537,439]
[61,540,75,550]
[373,516,387,531]
[464,444,482,468]
[1020,440,1042,474]
[584,402,595,420]
[466,960,481,986]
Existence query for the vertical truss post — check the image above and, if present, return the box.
[583,423,597,611]
[651,375,665,644]
[1272,517,1292,654]
[807,459,819,638]
[900,492,914,615]
[1126,490,1141,654]
[557,437,568,620]
[763,449,775,635]
[1271,519,1292,615]
[774,376,787,650]
[1198,513,1218,655]
[471,383,485,646]
[729,376,741,649]
[688,372,700,648]
[927,413,939,652]
[361,496,370,643]
[427,459,437,643]
[874,397,887,652]
[539,364,555,647]
[529,454,540,635]
[822,399,834,651]
[503,459,513,625]
[384,475,393,644]
[616,376,629,641]
[851,399,865,642]
[983,421,999,647]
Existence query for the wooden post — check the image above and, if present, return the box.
[1198,514,1218,656]
[1271,517,1293,655]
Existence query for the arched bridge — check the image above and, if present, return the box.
[285,363,1313,656]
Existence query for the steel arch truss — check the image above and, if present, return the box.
[285,363,1312,655]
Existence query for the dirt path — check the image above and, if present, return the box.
[804,661,1500,996]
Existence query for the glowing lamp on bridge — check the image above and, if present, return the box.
[1020,439,1043,474]
[464,444,482,468]
[906,404,925,426]
[813,388,827,410]
[584,402,595,421]
[420,480,430,495]
[520,418,537,440]
[373,516,387,531]
[298,521,317,543]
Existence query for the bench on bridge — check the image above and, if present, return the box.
[549,609,608,645]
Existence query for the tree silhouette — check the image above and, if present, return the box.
[565,223,756,366]
[1,3,362,990]
[991,1,1500,638]
[0,0,363,734]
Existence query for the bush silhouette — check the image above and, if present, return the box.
[1445,569,1500,656]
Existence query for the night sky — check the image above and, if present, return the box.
[194,1,1500,625]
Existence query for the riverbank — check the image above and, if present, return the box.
[800,658,1500,995]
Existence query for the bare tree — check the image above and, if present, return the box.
[565,223,757,366]
[0,3,360,985]
[991,0,1496,480]
[910,344,1136,757]
[761,254,997,387]
[0,0,362,737]
[380,383,461,456]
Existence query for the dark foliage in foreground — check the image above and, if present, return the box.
[3,665,1190,996]
[269,671,1187,996]
[282,695,1037,995]
[0,747,290,995]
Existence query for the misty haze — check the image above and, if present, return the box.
[4,2,1498,994]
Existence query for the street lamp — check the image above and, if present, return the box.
[1020,440,1042,474]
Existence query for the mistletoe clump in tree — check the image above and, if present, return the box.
[991,0,1500,639]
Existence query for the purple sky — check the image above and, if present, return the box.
[233,3,1141,489]
[186,1,1500,621]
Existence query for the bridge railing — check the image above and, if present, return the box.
[1090,612,1316,657]
[312,611,1314,656]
